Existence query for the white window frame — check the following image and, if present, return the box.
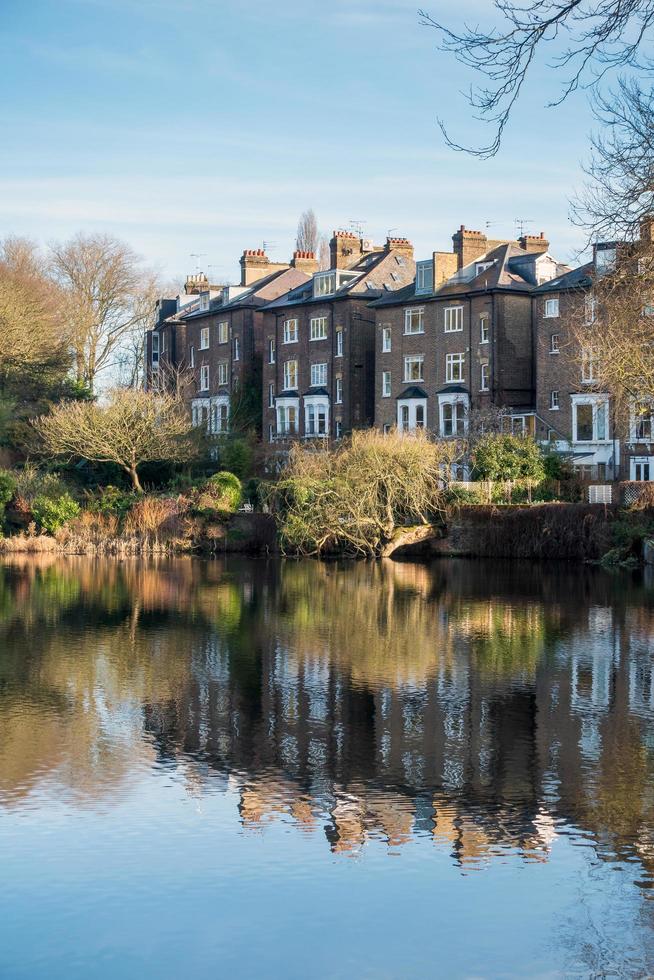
[480,314,489,344]
[283,319,298,344]
[233,337,239,361]
[629,399,654,442]
[151,332,160,366]
[310,362,327,387]
[304,396,329,438]
[550,390,559,410]
[189,345,195,369]
[382,371,391,398]
[571,394,610,443]
[544,297,560,318]
[581,347,599,384]
[269,339,276,364]
[276,397,299,436]
[397,398,427,433]
[200,364,210,391]
[404,307,424,335]
[480,362,489,392]
[268,382,275,409]
[335,377,343,404]
[550,333,560,354]
[217,362,228,386]
[310,316,328,341]
[283,359,298,391]
[445,352,465,383]
[630,456,654,481]
[382,326,392,352]
[438,393,469,438]
[444,306,463,333]
[415,261,433,295]
[404,354,424,382]
[218,321,229,344]
[200,326,210,350]
[336,329,343,357]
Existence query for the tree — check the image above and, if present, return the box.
[49,233,158,394]
[472,434,545,485]
[571,79,654,243]
[318,234,331,271]
[296,209,319,254]
[420,1,654,158]
[34,388,198,492]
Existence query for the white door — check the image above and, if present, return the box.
[630,457,654,481]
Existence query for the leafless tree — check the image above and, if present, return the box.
[49,233,158,394]
[419,1,654,158]
[34,387,197,492]
[318,234,331,271]
[296,209,320,253]
[571,78,654,242]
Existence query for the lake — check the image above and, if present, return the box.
[1,556,654,978]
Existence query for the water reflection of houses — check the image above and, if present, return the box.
[2,557,654,874]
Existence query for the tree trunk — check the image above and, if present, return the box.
[126,464,143,492]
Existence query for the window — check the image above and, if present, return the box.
[584,295,596,324]
[335,420,343,439]
[336,330,343,356]
[277,404,298,435]
[632,458,653,481]
[383,423,391,435]
[283,319,298,343]
[151,332,159,365]
[444,306,463,332]
[550,390,559,410]
[382,371,391,397]
[632,401,653,441]
[215,403,228,433]
[305,402,328,436]
[480,362,489,391]
[310,362,327,387]
[382,327,392,352]
[595,246,616,275]
[218,321,229,344]
[446,352,465,383]
[268,383,275,409]
[233,337,239,361]
[189,345,195,368]
[310,317,328,341]
[217,362,228,386]
[415,404,425,429]
[200,326,210,350]
[581,347,599,383]
[550,333,560,354]
[404,354,424,382]
[476,261,494,276]
[283,360,298,390]
[200,365,210,391]
[573,397,609,442]
[268,339,276,364]
[404,308,424,334]
[399,404,410,431]
[415,261,433,294]
[313,272,336,297]
[544,297,559,318]
[269,423,274,443]
[441,402,466,437]
[335,377,343,403]
[480,314,489,344]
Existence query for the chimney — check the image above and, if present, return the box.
[519,231,549,254]
[239,248,290,286]
[329,230,362,270]
[640,214,654,243]
[452,225,489,270]
[385,236,414,261]
[184,272,209,295]
[290,250,319,275]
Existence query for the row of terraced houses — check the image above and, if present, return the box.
[145,218,654,482]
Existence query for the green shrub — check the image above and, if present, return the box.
[243,478,262,508]
[91,485,135,520]
[201,471,243,512]
[13,465,69,504]
[218,437,253,480]
[472,435,545,484]
[32,493,81,534]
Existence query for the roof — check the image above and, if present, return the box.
[396,386,428,400]
[181,267,311,320]
[533,261,593,294]
[437,384,468,395]
[262,248,416,311]
[372,243,563,308]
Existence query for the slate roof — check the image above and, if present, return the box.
[532,261,593,294]
[181,267,311,319]
[396,386,428,400]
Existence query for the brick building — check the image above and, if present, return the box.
[372,225,565,442]
[534,227,654,481]
[261,232,415,443]
[146,252,317,435]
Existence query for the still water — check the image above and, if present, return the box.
[1,556,654,978]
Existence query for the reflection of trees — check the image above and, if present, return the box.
[1,557,654,879]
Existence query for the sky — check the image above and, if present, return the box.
[1,0,597,286]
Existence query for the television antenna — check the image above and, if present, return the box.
[514,218,533,237]
[262,240,276,252]
[190,252,206,271]
[349,219,367,238]
[387,227,398,238]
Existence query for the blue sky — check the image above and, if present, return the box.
[1,0,595,284]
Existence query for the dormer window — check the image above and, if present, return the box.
[199,292,210,312]
[312,270,358,298]
[595,246,616,275]
[415,261,433,295]
[476,261,494,276]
